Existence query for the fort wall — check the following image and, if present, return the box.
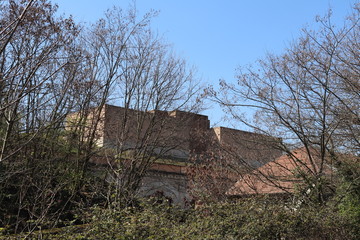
[66,104,282,205]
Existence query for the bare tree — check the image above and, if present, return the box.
[63,6,202,207]
[187,125,282,203]
[210,5,360,203]
[0,0,80,162]
[0,0,92,233]
[0,0,202,232]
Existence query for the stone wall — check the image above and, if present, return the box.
[140,169,189,206]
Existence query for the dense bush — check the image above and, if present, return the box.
[8,196,355,240]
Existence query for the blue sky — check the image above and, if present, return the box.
[53,0,357,128]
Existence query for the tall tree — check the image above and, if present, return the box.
[0,0,79,162]
[77,6,202,207]
[211,5,360,203]
[0,0,202,232]
[0,0,107,233]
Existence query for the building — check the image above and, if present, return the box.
[67,104,282,205]
[226,147,334,197]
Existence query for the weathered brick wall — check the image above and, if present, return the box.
[101,104,210,159]
[68,104,283,204]
[212,126,282,168]
[65,106,106,146]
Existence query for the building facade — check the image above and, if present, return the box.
[67,104,282,205]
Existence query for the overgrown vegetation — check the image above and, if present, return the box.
[0,0,199,235]
[0,0,360,239]
[4,191,359,239]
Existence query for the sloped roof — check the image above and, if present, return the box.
[227,147,328,196]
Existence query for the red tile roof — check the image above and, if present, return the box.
[227,147,328,196]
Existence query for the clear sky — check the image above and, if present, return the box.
[53,0,358,128]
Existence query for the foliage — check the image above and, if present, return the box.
[335,157,360,238]
[0,131,108,234]
[9,196,355,240]
[1,0,360,239]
